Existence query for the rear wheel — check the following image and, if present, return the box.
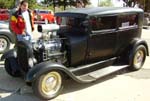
[128,45,147,71]
[5,57,21,77]
[32,71,63,100]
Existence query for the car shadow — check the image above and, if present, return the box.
[0,65,132,101]
[62,68,130,95]
[0,65,43,101]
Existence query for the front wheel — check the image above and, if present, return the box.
[32,71,63,100]
[129,45,147,71]
[5,57,21,77]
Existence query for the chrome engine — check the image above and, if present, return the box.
[32,32,66,63]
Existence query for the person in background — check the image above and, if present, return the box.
[9,0,34,41]
[76,0,85,8]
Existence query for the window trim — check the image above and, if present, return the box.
[91,29,116,36]
[117,13,138,30]
[118,24,138,30]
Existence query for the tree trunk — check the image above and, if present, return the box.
[145,0,150,12]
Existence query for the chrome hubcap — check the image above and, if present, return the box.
[41,71,62,96]
[0,38,7,52]
[134,50,144,68]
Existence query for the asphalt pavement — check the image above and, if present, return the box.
[0,29,150,101]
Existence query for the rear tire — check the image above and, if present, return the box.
[128,45,147,71]
[32,71,63,100]
[5,57,20,77]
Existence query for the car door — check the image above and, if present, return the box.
[87,16,117,63]
[116,13,139,54]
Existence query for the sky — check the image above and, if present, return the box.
[37,0,44,3]
[90,0,99,7]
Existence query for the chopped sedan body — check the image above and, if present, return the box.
[1,7,149,100]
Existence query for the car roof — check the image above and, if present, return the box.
[55,7,143,18]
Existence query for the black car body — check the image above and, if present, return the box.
[1,7,149,100]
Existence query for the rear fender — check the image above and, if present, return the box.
[1,49,17,61]
[129,38,149,56]
[127,38,149,65]
[25,61,81,83]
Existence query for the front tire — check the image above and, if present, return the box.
[128,45,147,71]
[32,71,63,100]
[5,57,21,77]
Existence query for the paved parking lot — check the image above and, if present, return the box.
[0,29,150,101]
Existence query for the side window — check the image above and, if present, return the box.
[118,14,138,29]
[90,16,116,31]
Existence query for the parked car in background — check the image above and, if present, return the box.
[34,9,55,24]
[0,9,9,21]
[0,21,15,53]
[1,7,149,100]
[143,12,150,29]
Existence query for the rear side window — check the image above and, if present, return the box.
[118,14,138,29]
[90,16,116,31]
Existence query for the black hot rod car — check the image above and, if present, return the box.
[1,7,149,100]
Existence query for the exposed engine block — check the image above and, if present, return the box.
[32,33,65,63]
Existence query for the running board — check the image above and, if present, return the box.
[76,65,129,83]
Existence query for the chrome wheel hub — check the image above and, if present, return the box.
[41,71,62,96]
[0,38,7,52]
[134,50,144,68]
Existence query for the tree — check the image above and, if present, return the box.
[52,0,90,8]
[41,0,53,6]
[82,0,90,6]
[124,0,150,11]
[0,0,38,9]
[0,0,15,9]
[99,0,113,7]
[123,0,145,7]
[145,0,148,11]
[145,0,150,12]
[28,0,38,9]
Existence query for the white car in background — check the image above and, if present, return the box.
[0,21,15,53]
[0,20,59,54]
